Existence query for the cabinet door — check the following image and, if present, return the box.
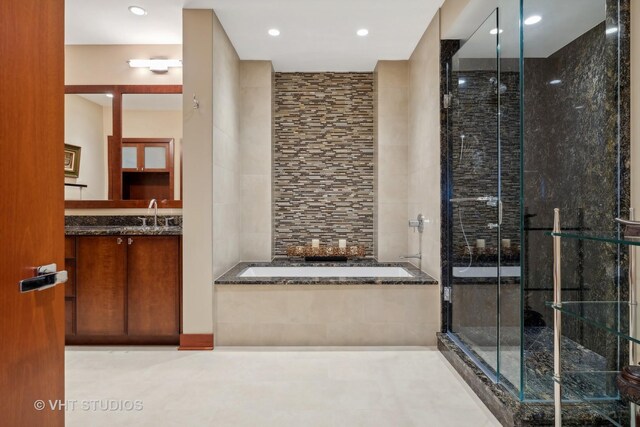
[143,145,168,171]
[127,236,179,336]
[76,237,127,335]
[122,144,140,171]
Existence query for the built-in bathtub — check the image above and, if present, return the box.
[239,266,414,278]
[214,261,439,346]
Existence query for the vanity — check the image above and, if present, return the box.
[63,84,184,345]
[64,217,182,345]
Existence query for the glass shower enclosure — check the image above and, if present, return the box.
[444,0,626,406]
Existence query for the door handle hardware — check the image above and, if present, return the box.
[117,238,123,245]
[19,263,68,293]
[128,238,133,245]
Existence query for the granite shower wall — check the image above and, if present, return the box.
[449,68,521,264]
[273,73,374,256]
[523,17,628,385]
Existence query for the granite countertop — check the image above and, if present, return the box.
[65,225,182,236]
[65,215,182,236]
[215,259,438,285]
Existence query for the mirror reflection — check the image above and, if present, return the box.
[64,93,113,200]
[121,94,182,201]
[64,92,182,202]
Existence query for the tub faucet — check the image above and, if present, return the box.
[148,198,158,228]
[400,253,422,260]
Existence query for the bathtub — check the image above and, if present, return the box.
[452,266,521,278]
[239,266,414,278]
[215,262,437,346]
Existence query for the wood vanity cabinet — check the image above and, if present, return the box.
[65,235,181,344]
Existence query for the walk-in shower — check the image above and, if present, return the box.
[441,0,629,420]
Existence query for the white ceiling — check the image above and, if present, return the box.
[455,0,606,60]
[65,0,444,72]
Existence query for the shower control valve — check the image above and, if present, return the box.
[408,214,429,233]
[487,223,499,230]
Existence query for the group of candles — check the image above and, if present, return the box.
[476,239,511,249]
[311,239,347,249]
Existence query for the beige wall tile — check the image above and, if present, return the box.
[407,11,441,280]
[240,233,272,261]
[376,61,409,88]
[377,86,409,118]
[240,61,273,88]
[378,116,408,147]
[239,60,273,260]
[182,10,215,334]
[215,285,438,346]
[378,172,408,203]
[378,145,408,176]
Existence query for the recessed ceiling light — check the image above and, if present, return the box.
[524,15,542,26]
[128,6,147,16]
[489,28,504,35]
[549,79,562,85]
[106,93,114,98]
[606,27,618,34]
[268,29,280,37]
[357,29,369,37]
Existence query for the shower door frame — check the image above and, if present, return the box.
[441,7,512,393]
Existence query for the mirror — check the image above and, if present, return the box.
[122,94,182,201]
[64,93,113,200]
[64,87,183,205]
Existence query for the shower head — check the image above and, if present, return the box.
[489,77,507,94]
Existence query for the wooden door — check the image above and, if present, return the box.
[127,236,179,336]
[76,237,127,335]
[0,0,65,425]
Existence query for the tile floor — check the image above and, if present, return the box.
[65,347,500,427]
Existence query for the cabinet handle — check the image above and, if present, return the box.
[128,238,133,245]
[117,238,123,245]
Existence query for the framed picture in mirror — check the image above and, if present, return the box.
[64,144,81,178]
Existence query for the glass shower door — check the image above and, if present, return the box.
[448,9,502,380]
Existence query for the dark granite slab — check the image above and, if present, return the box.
[64,215,182,236]
[438,333,628,426]
[65,215,182,227]
[65,225,182,236]
[215,259,438,285]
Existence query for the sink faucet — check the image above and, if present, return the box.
[148,199,158,228]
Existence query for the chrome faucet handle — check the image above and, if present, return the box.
[137,217,148,227]
[162,217,175,227]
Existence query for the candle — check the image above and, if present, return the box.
[338,239,347,249]
[501,239,511,249]
[476,239,486,249]
[312,239,320,248]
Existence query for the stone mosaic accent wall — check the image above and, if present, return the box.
[273,73,374,256]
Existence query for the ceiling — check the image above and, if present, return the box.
[65,0,444,72]
[455,0,607,60]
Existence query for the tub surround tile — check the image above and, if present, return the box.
[215,285,440,346]
[214,260,437,285]
[273,72,374,256]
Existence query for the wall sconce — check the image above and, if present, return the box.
[127,59,182,74]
